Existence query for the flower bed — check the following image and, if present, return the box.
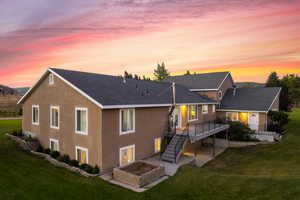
[7,132,100,177]
[113,161,165,188]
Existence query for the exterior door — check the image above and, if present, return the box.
[172,107,181,129]
[248,112,259,131]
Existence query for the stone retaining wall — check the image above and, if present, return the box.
[7,133,99,177]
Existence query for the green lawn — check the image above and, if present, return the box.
[1,111,300,199]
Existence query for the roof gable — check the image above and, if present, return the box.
[164,72,232,90]
[219,87,281,112]
[19,68,216,109]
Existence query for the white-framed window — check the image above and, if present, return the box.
[218,90,223,100]
[49,73,54,85]
[202,105,208,114]
[188,105,198,122]
[75,107,88,135]
[119,144,135,166]
[120,109,135,135]
[154,137,161,153]
[76,146,88,164]
[32,105,39,125]
[212,105,216,113]
[50,106,60,129]
[226,112,238,121]
[49,138,59,151]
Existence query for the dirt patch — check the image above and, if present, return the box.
[121,162,157,176]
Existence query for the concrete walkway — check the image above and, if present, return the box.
[0,117,22,120]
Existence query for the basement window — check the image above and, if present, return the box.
[119,145,135,166]
[76,146,88,164]
[49,138,59,151]
[154,137,161,153]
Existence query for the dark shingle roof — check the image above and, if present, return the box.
[220,87,281,111]
[50,68,216,108]
[164,72,230,90]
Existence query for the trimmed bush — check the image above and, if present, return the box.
[80,164,94,174]
[36,145,44,153]
[50,151,60,159]
[70,159,79,167]
[44,148,51,155]
[57,154,70,164]
[92,165,100,174]
[228,121,258,141]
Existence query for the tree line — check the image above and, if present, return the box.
[266,72,300,110]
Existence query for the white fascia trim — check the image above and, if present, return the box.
[267,88,282,112]
[217,72,231,90]
[48,68,104,109]
[75,107,88,135]
[190,89,218,92]
[103,102,217,109]
[17,69,49,104]
[217,109,267,113]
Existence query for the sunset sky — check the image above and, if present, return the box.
[1,0,300,87]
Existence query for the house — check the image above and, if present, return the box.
[164,72,281,131]
[18,68,224,172]
[18,68,280,172]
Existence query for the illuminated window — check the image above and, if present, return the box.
[49,139,59,151]
[202,105,208,114]
[212,105,216,112]
[50,106,59,129]
[188,105,198,121]
[154,138,161,153]
[120,109,135,134]
[226,112,238,121]
[49,73,54,85]
[32,105,39,125]
[120,145,135,166]
[76,146,88,164]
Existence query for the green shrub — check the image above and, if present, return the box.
[268,111,289,133]
[36,145,44,153]
[44,148,51,154]
[228,121,257,141]
[92,165,100,174]
[70,159,79,167]
[80,164,93,174]
[57,155,70,164]
[50,151,60,159]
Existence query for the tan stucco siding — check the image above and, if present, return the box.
[197,91,218,101]
[101,107,169,172]
[258,113,267,131]
[219,74,234,100]
[22,73,102,168]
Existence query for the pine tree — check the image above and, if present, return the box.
[153,62,170,81]
[266,72,280,87]
[185,70,191,75]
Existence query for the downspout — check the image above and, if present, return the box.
[167,82,176,132]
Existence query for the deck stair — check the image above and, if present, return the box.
[161,134,187,163]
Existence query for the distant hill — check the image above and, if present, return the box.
[235,82,265,88]
[15,87,30,95]
[0,85,21,113]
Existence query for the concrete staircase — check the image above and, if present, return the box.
[161,134,187,163]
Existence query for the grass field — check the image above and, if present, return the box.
[1,111,300,200]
